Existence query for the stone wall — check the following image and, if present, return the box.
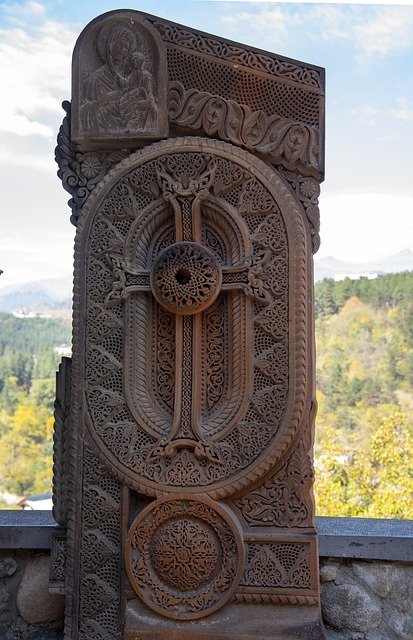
[0,550,64,640]
[0,547,412,640]
[320,557,413,640]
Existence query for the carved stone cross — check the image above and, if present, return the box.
[53,8,326,639]
[104,157,270,463]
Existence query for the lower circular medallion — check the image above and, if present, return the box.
[125,495,244,620]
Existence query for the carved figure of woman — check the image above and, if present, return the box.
[81,24,157,132]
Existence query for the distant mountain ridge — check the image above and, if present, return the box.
[0,277,72,315]
[0,250,412,312]
[314,249,413,282]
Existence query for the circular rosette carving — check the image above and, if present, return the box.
[125,495,244,620]
[151,242,222,315]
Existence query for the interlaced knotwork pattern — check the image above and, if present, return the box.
[125,496,243,620]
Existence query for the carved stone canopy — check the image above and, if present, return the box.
[53,9,326,640]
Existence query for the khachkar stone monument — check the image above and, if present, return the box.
[52,9,326,640]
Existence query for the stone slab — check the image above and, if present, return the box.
[317,517,413,562]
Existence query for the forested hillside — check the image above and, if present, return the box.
[0,313,71,500]
[314,272,413,518]
[0,273,412,517]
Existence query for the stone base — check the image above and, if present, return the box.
[126,600,327,640]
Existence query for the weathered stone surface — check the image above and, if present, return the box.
[321,583,382,632]
[384,612,413,640]
[382,597,413,640]
[351,561,399,598]
[16,555,64,624]
[324,630,365,640]
[0,584,10,610]
[320,560,339,583]
[0,557,18,578]
[0,616,63,640]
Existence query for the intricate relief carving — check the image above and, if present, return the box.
[72,12,168,147]
[53,357,71,526]
[169,82,320,174]
[49,533,67,594]
[241,543,311,589]
[151,242,222,314]
[125,496,244,620]
[81,25,158,133]
[234,439,314,528]
[55,101,131,225]
[278,166,321,253]
[77,448,123,640]
[151,519,219,590]
[74,137,309,498]
[153,21,322,89]
[233,593,319,605]
[60,10,325,637]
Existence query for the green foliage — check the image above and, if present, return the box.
[0,403,54,495]
[315,271,413,319]
[0,313,70,500]
[315,273,413,518]
[315,413,413,518]
[0,312,70,355]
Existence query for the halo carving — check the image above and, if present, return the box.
[125,495,244,620]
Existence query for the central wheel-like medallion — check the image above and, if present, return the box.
[125,495,244,620]
[150,242,222,315]
[151,518,220,591]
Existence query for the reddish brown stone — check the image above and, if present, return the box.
[54,9,326,639]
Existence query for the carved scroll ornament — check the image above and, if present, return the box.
[169,81,320,175]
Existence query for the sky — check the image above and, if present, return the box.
[0,0,412,288]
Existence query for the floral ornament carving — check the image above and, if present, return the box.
[234,439,314,528]
[169,82,320,175]
[242,543,311,589]
[151,519,219,590]
[151,242,222,314]
[73,448,123,640]
[153,22,322,88]
[277,166,321,253]
[55,101,131,225]
[125,496,244,620]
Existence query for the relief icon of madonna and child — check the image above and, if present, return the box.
[81,23,158,133]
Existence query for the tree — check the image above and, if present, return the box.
[0,403,54,496]
[315,412,413,518]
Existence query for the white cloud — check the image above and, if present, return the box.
[354,7,413,57]
[388,98,413,123]
[0,1,46,24]
[222,4,413,61]
[219,5,299,47]
[313,5,413,59]
[308,5,354,43]
[349,97,413,126]
[222,7,292,37]
[0,16,75,139]
[350,105,379,127]
[27,1,45,15]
